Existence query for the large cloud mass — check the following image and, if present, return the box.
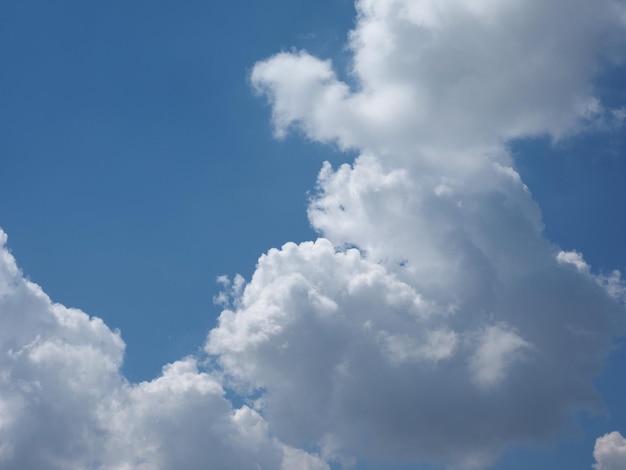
[251,0,626,163]
[209,0,626,467]
[0,230,329,470]
[2,0,626,469]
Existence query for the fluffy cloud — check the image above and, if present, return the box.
[3,0,626,469]
[594,431,626,470]
[209,0,626,468]
[208,187,624,467]
[254,1,625,158]
[0,230,328,470]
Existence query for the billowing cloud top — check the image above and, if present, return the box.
[594,431,626,470]
[252,0,625,164]
[0,230,329,469]
[210,0,626,467]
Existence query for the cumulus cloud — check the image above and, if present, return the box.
[0,230,328,470]
[252,0,626,165]
[594,431,626,470]
[207,214,624,467]
[3,0,626,469]
[209,0,626,468]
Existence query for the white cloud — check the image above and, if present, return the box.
[557,250,591,274]
[210,0,626,468]
[0,230,328,470]
[3,0,626,469]
[558,250,626,303]
[252,0,626,166]
[594,431,626,470]
[469,324,531,389]
[207,218,624,467]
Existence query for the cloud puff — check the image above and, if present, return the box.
[208,177,624,466]
[210,0,626,467]
[252,0,626,166]
[0,230,328,470]
[594,431,626,470]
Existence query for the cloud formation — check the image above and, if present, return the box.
[594,431,626,470]
[209,0,626,467]
[0,230,328,470]
[2,0,626,469]
[252,0,626,163]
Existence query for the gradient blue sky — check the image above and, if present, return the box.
[1,1,626,469]
[1,0,356,380]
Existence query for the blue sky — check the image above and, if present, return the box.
[1,1,626,469]
[0,0,356,381]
